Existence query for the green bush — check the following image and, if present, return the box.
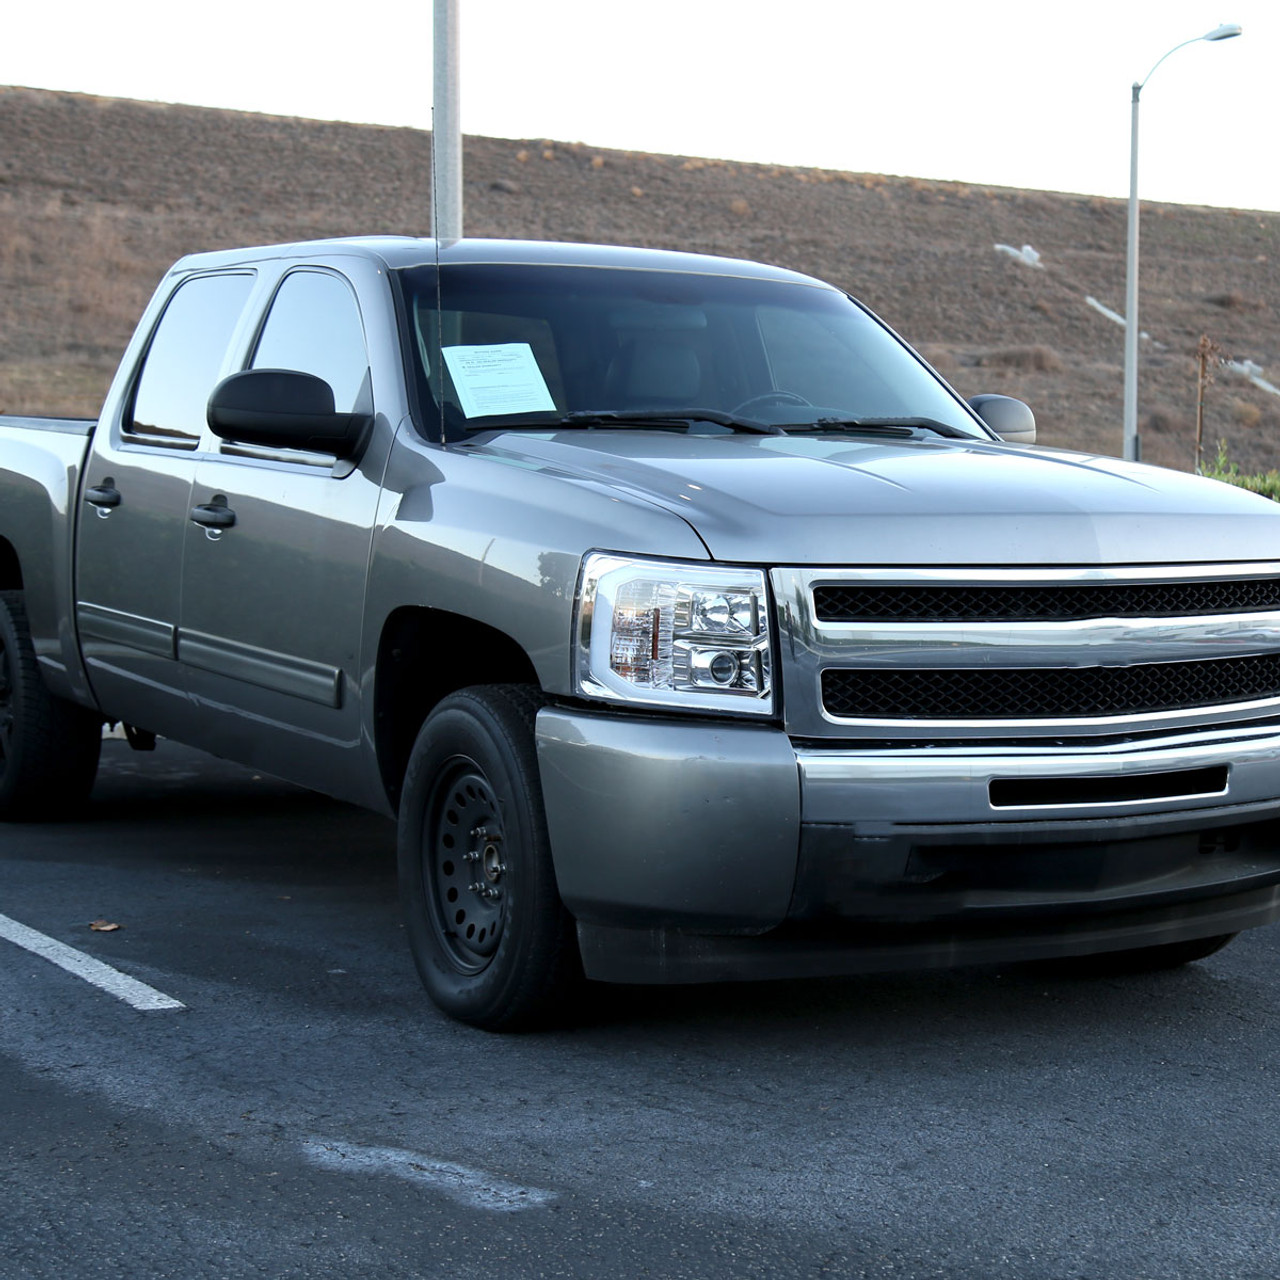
[1199,442,1280,501]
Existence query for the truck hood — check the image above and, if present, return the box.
[468,430,1280,566]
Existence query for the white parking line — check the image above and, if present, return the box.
[0,912,185,1011]
[302,1138,556,1212]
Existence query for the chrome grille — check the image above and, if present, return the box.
[771,564,1280,739]
[822,653,1280,721]
[813,577,1280,623]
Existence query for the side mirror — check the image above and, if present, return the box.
[207,369,371,458]
[969,394,1036,445]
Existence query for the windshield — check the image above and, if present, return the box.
[397,262,988,441]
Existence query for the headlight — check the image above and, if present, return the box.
[574,553,774,716]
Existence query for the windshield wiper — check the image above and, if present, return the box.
[558,409,785,435]
[782,417,974,439]
[463,409,782,435]
[465,411,970,439]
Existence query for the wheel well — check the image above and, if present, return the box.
[0,539,21,590]
[375,607,541,812]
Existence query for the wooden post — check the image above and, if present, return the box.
[1195,334,1221,473]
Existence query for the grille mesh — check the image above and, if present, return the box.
[822,652,1280,720]
[813,579,1280,623]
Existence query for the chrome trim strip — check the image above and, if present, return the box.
[986,785,1228,813]
[810,613,1280,668]
[812,695,1280,735]
[800,563,1280,586]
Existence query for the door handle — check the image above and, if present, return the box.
[85,483,122,508]
[190,501,236,529]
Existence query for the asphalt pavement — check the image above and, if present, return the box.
[3,737,1279,1278]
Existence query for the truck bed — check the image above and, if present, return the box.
[0,416,95,434]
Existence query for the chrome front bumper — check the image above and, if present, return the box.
[796,719,1280,828]
[536,708,1280,981]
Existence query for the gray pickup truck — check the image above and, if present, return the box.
[5,236,1280,1028]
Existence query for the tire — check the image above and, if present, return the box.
[397,684,581,1030]
[0,589,102,820]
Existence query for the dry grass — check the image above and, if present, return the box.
[1233,399,1264,429]
[1206,291,1266,312]
[3,86,1280,475]
[978,346,1065,373]
[0,193,155,362]
[0,360,114,418]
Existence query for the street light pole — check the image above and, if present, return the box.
[1121,23,1241,463]
[1123,79,1142,460]
[432,0,463,242]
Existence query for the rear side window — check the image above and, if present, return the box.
[127,273,254,449]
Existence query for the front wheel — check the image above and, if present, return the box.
[0,590,102,820]
[397,685,581,1030]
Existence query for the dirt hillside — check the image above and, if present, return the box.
[3,85,1278,472]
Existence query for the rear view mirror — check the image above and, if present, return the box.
[969,394,1036,445]
[208,369,371,458]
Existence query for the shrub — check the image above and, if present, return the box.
[1205,291,1265,312]
[1200,442,1280,501]
[1232,399,1263,429]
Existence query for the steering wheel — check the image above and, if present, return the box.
[732,390,812,416]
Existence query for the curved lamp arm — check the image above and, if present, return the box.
[1138,23,1242,94]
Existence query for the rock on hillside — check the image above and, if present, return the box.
[2,85,1278,471]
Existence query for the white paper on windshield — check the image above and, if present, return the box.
[441,343,556,419]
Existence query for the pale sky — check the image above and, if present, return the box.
[3,0,1277,211]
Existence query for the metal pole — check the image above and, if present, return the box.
[432,0,463,241]
[1120,25,1241,463]
[1122,82,1141,462]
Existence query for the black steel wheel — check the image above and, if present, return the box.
[397,685,581,1029]
[426,763,509,971]
[0,589,102,820]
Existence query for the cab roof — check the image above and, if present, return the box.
[170,236,835,289]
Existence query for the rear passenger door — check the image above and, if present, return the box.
[75,270,255,733]
[176,267,386,800]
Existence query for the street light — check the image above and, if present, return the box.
[1122,22,1241,463]
[432,0,463,241]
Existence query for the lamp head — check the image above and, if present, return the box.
[1204,23,1242,41]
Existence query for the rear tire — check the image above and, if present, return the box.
[0,589,102,820]
[397,685,581,1030]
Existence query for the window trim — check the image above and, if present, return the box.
[120,269,257,453]
[208,266,373,474]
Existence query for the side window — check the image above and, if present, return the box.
[127,273,254,448]
[251,271,370,413]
